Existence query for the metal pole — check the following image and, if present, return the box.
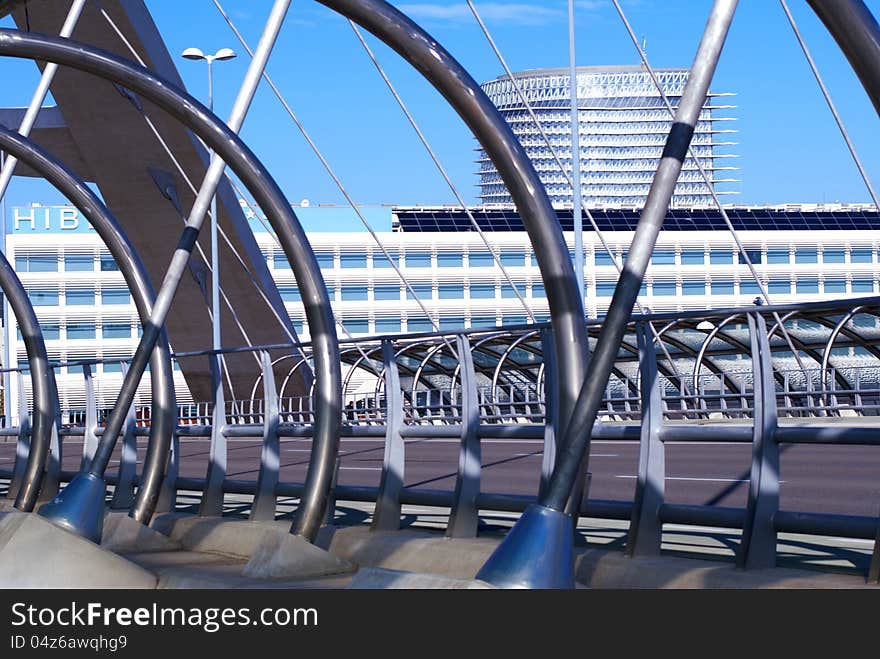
[0,149,7,428]
[543,0,739,514]
[86,0,291,481]
[207,57,222,358]
[568,0,585,305]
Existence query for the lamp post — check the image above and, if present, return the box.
[181,47,237,359]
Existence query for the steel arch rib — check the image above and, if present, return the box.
[0,127,176,519]
[0,253,58,511]
[317,0,589,445]
[0,29,340,542]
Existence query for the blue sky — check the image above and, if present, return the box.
[2,0,880,212]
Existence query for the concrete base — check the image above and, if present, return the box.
[101,511,180,553]
[150,514,292,558]
[576,549,879,589]
[347,567,495,589]
[0,512,157,588]
[242,531,356,579]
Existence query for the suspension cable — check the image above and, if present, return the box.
[212,0,449,344]
[611,0,810,373]
[349,21,534,323]
[778,0,880,209]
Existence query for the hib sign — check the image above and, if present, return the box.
[9,206,95,234]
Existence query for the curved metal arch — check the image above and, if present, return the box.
[0,127,174,519]
[0,29,345,540]
[490,330,542,396]
[820,306,880,374]
[0,256,59,511]
[765,310,852,388]
[691,314,746,389]
[340,345,384,395]
[320,0,589,444]
[411,342,456,399]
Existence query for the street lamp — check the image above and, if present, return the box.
[181,47,236,357]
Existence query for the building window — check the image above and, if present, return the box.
[27,289,59,306]
[651,251,676,265]
[374,285,400,301]
[341,286,369,301]
[316,253,335,269]
[273,254,290,270]
[468,253,495,267]
[594,251,616,266]
[405,252,432,268]
[66,288,95,305]
[278,285,300,302]
[102,289,131,305]
[469,283,495,299]
[374,318,400,334]
[741,249,762,265]
[709,250,733,265]
[439,316,465,331]
[680,251,705,265]
[795,248,818,264]
[103,323,131,339]
[765,249,790,265]
[796,278,819,294]
[852,279,874,293]
[596,282,617,297]
[373,253,399,268]
[470,316,496,328]
[67,322,96,340]
[406,284,433,300]
[501,284,523,298]
[103,362,123,373]
[851,248,873,263]
[823,249,846,264]
[15,254,57,272]
[64,255,94,272]
[438,285,464,299]
[342,319,369,334]
[505,315,528,326]
[740,280,762,295]
[407,318,434,332]
[682,281,706,295]
[824,279,847,293]
[19,323,61,341]
[500,252,525,267]
[767,279,790,294]
[340,253,367,269]
[652,282,676,296]
[99,255,120,271]
[711,281,734,295]
[532,284,546,298]
[437,252,462,268]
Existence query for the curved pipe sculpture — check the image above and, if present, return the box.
[0,127,175,523]
[0,29,340,542]
[319,0,589,443]
[0,254,59,511]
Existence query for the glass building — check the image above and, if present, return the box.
[477,66,738,207]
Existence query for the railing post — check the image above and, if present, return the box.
[739,312,780,569]
[80,364,99,470]
[199,354,228,516]
[538,326,558,497]
[372,339,405,531]
[324,458,340,526]
[626,321,665,557]
[7,372,31,500]
[446,333,481,538]
[250,350,280,521]
[109,362,139,509]
[869,514,880,583]
[155,430,179,513]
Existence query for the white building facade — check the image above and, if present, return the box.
[3,202,879,417]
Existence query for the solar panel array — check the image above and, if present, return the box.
[395,207,880,232]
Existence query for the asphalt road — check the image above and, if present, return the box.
[2,435,879,518]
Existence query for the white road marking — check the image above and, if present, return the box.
[339,466,381,471]
[615,475,787,483]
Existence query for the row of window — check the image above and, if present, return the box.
[18,322,139,341]
[25,288,131,307]
[268,246,877,270]
[14,254,121,273]
[293,314,548,335]
[277,277,875,302]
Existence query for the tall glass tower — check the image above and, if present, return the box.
[478,65,738,207]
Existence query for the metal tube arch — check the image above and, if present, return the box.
[0,29,341,541]
[0,127,176,523]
